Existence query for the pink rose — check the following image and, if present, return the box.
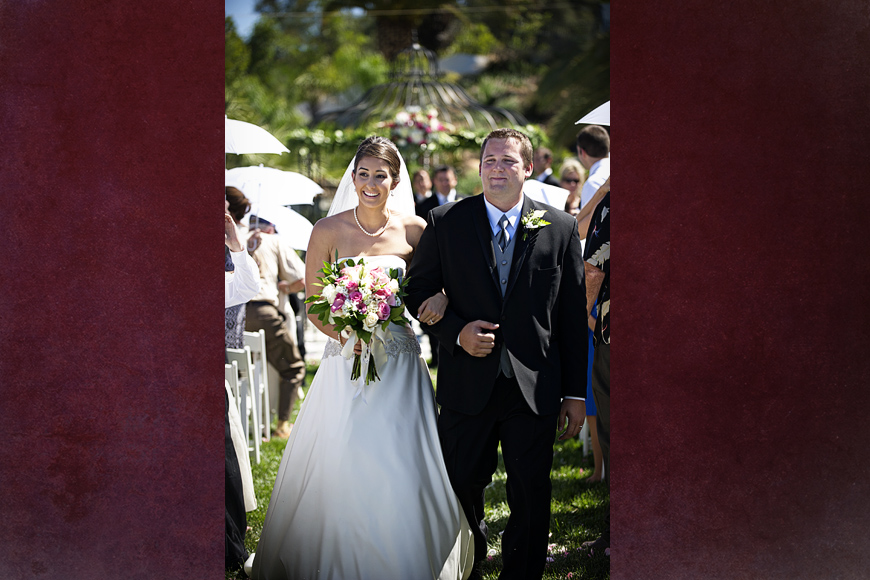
[349,291,363,305]
[377,301,391,320]
[370,268,390,287]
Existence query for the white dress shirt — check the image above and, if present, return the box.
[483,195,523,240]
[225,249,261,308]
[535,167,554,182]
[580,157,610,208]
[436,189,457,206]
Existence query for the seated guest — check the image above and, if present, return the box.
[560,158,587,217]
[225,210,260,578]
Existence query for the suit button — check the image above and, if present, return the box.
[501,279,507,285]
[501,260,507,265]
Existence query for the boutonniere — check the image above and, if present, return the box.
[521,209,551,240]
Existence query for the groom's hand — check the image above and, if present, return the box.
[458,321,499,357]
[557,399,586,441]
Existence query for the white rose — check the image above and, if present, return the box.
[388,279,399,293]
[364,312,379,329]
[322,284,337,304]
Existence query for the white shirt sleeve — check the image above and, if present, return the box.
[225,249,261,308]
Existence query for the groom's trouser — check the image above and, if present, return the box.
[591,341,610,542]
[438,374,557,580]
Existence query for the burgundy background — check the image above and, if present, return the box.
[1,1,225,578]
[2,1,870,578]
[613,1,870,578]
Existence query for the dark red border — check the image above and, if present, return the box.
[4,1,870,578]
[614,1,870,577]
[1,1,225,577]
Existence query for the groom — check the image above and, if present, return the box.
[407,128,587,579]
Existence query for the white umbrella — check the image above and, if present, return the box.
[523,179,570,210]
[225,116,289,154]
[243,203,314,251]
[575,101,610,126]
[226,165,322,206]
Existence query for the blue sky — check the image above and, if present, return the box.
[225,0,259,39]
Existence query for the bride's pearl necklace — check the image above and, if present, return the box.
[354,207,391,237]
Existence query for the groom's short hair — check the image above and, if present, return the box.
[481,128,533,169]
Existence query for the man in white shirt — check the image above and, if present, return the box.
[576,125,610,208]
[245,217,306,438]
[414,164,460,367]
[416,164,459,220]
[532,147,561,187]
[413,169,434,218]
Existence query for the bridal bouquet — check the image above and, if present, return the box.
[306,254,409,386]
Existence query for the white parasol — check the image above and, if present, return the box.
[243,203,314,252]
[226,165,321,206]
[575,101,610,126]
[225,116,289,155]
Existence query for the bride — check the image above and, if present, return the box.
[249,136,474,580]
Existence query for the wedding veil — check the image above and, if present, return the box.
[327,141,415,217]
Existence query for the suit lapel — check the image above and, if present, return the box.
[472,195,500,292]
[504,195,535,301]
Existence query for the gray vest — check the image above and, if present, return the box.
[493,227,516,378]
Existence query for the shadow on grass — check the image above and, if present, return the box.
[243,361,609,580]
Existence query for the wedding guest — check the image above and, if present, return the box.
[245,218,306,439]
[413,168,433,218]
[559,158,587,217]
[583,302,604,483]
[576,177,610,245]
[414,165,460,368]
[533,147,562,187]
[581,188,610,556]
[226,187,251,349]
[416,164,459,218]
[576,125,610,208]
[225,211,260,578]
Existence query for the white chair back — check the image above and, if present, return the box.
[226,346,261,464]
[243,330,271,441]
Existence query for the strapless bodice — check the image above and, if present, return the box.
[337,255,406,271]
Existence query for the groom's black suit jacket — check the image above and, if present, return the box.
[406,193,587,416]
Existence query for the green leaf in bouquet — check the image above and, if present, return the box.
[308,302,329,314]
[304,294,322,304]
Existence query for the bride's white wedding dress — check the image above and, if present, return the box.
[250,256,473,580]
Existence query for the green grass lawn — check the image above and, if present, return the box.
[240,360,610,580]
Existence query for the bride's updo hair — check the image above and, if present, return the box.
[353,136,401,185]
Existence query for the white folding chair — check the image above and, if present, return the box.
[244,330,271,442]
[226,346,261,464]
[225,362,240,412]
[580,419,591,457]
